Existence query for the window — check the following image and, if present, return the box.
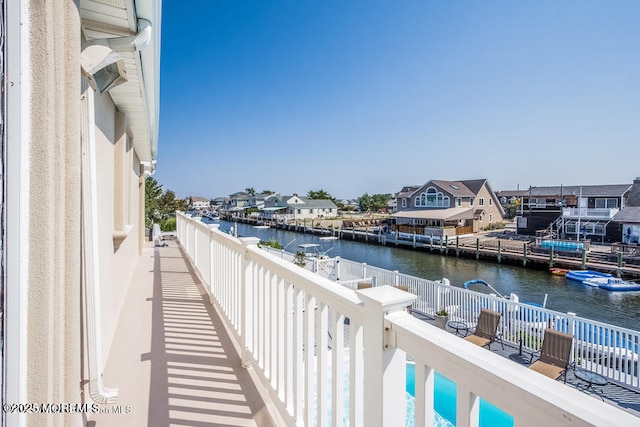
[456,198,462,207]
[414,187,450,208]
[470,198,474,206]
[479,198,484,206]
[402,198,407,208]
[489,214,493,222]
[489,198,492,206]
[595,198,618,209]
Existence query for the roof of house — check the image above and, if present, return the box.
[496,190,529,198]
[396,186,422,198]
[613,178,640,223]
[393,207,476,221]
[190,196,209,202]
[398,179,491,198]
[288,196,337,209]
[524,184,631,197]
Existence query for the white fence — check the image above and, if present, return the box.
[177,213,638,426]
[261,247,640,390]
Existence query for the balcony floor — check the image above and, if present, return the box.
[90,241,276,426]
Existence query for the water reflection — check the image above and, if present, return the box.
[209,219,640,331]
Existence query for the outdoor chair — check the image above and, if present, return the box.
[463,308,504,350]
[357,282,372,290]
[528,328,573,383]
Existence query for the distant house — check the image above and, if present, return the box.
[513,184,632,242]
[339,198,359,212]
[393,179,505,239]
[259,194,290,221]
[612,177,640,244]
[211,197,228,207]
[189,196,210,210]
[286,194,338,220]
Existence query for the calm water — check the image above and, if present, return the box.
[210,219,640,331]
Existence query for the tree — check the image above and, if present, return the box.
[307,189,332,200]
[145,176,163,227]
[145,177,188,230]
[358,193,392,212]
[245,187,256,195]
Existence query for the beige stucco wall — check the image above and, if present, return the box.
[22,1,83,425]
[93,90,142,365]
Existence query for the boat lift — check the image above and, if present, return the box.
[463,279,548,308]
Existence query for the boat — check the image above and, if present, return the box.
[585,277,640,292]
[549,268,569,276]
[565,270,612,283]
[296,243,333,259]
[319,236,338,241]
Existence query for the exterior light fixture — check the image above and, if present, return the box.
[80,44,127,95]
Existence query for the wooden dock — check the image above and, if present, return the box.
[219,215,640,279]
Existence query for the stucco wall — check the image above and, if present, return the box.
[20,1,83,425]
[93,92,142,364]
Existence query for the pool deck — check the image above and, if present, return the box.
[411,311,640,419]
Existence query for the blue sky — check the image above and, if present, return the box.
[157,1,640,199]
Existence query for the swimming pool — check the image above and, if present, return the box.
[406,363,514,427]
[319,360,513,426]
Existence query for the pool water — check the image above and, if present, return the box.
[406,363,514,427]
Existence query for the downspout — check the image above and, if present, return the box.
[104,19,152,52]
[81,87,118,404]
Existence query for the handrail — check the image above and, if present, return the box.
[176,212,639,426]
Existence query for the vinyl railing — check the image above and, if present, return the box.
[262,246,640,390]
[177,213,638,426]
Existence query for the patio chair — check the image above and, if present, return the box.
[463,308,504,350]
[528,328,573,383]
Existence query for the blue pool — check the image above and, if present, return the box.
[406,363,514,427]
[540,240,584,251]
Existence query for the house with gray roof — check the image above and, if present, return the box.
[393,179,505,239]
[612,177,640,244]
[285,194,338,220]
[513,183,632,242]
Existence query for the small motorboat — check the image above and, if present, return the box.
[549,268,569,276]
[588,277,640,292]
[565,270,612,283]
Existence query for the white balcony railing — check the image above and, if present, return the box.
[176,212,638,427]
[562,207,620,219]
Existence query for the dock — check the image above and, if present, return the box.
[217,214,640,279]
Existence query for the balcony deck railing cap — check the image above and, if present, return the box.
[357,285,416,313]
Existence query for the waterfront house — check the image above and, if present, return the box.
[393,179,505,240]
[188,196,211,210]
[258,193,290,221]
[513,184,632,242]
[611,178,640,265]
[613,178,640,244]
[286,194,338,220]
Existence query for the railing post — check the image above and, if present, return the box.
[207,224,220,297]
[335,256,341,282]
[358,286,416,427]
[240,237,261,367]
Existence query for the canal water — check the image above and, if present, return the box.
[208,219,640,332]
